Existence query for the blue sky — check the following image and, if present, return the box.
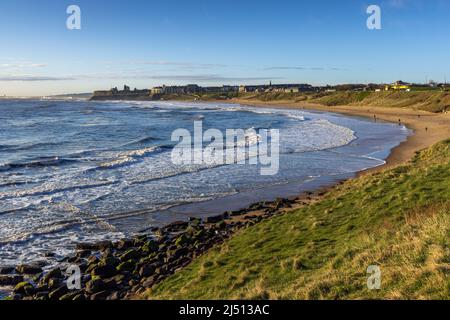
[0,0,449,96]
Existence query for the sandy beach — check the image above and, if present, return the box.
[226,98,450,172]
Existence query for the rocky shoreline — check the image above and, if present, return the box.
[0,195,315,300]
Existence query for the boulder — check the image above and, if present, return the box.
[90,290,110,300]
[120,249,141,262]
[205,214,226,224]
[48,286,69,300]
[76,241,112,251]
[34,291,49,300]
[91,263,117,279]
[59,290,82,301]
[86,278,106,294]
[141,276,158,288]
[15,264,43,275]
[141,240,159,253]
[0,266,14,275]
[138,264,155,278]
[116,261,135,272]
[164,221,189,232]
[0,275,23,286]
[175,234,190,247]
[13,282,35,295]
[114,238,134,250]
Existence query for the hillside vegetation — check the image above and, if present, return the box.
[147,140,450,300]
[234,90,450,113]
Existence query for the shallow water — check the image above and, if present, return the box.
[0,100,411,266]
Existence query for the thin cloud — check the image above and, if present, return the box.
[103,60,229,70]
[139,74,281,82]
[264,66,343,71]
[69,71,280,82]
[0,75,75,82]
[0,72,280,83]
[0,63,47,69]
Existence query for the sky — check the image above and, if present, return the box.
[0,0,449,96]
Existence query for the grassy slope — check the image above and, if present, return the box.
[148,140,450,300]
[234,91,450,113]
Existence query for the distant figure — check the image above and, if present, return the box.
[418,114,421,118]
[425,127,428,132]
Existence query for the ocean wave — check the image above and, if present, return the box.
[98,146,161,169]
[0,141,64,152]
[122,136,159,147]
[0,180,117,201]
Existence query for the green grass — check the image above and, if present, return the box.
[146,140,450,300]
[234,90,450,113]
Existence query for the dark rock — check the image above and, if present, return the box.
[113,274,128,286]
[40,268,64,286]
[139,264,155,278]
[155,265,168,275]
[72,293,86,301]
[133,234,148,247]
[34,291,49,300]
[230,209,247,216]
[91,263,117,278]
[116,261,135,272]
[76,240,112,251]
[165,221,189,232]
[59,290,82,301]
[13,282,35,295]
[189,217,202,226]
[48,286,68,300]
[16,264,43,275]
[169,247,189,260]
[141,276,158,288]
[0,266,15,274]
[215,221,227,229]
[120,249,141,262]
[192,229,206,241]
[114,238,134,250]
[205,214,226,224]
[90,290,110,300]
[101,256,120,268]
[175,234,190,247]
[0,275,23,286]
[76,250,92,258]
[46,278,64,291]
[141,240,159,253]
[67,255,81,263]
[43,252,56,258]
[86,278,106,294]
[76,243,97,251]
[107,291,122,300]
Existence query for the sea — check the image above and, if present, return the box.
[0,99,411,266]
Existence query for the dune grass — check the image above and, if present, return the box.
[235,90,450,113]
[146,140,450,300]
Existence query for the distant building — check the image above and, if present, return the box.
[151,87,164,95]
